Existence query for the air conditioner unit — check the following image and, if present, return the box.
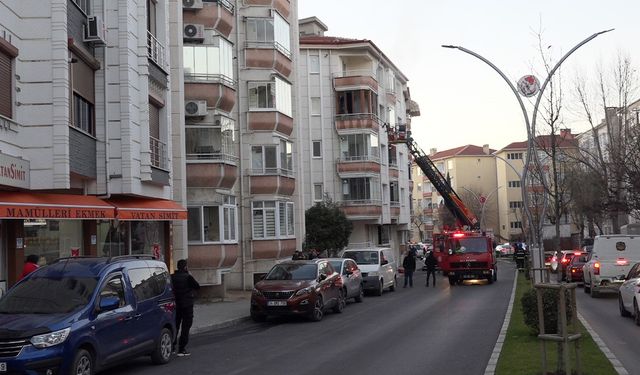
[84,15,106,45]
[185,100,207,117]
[183,24,205,41]
[182,0,203,9]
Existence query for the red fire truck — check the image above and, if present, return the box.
[389,125,497,286]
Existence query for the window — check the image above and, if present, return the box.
[186,116,236,160]
[147,0,157,35]
[311,97,321,115]
[313,183,323,201]
[187,197,238,243]
[183,40,234,84]
[389,181,399,203]
[309,55,320,73]
[248,77,292,117]
[71,0,90,14]
[312,140,322,158]
[387,70,395,93]
[336,90,377,116]
[388,145,397,166]
[0,47,12,119]
[280,139,293,172]
[99,275,126,308]
[73,94,94,135]
[128,267,169,302]
[148,102,166,169]
[342,177,380,201]
[510,221,523,229]
[340,133,379,161]
[246,13,291,57]
[509,201,524,209]
[252,201,294,239]
[508,180,521,188]
[507,152,523,160]
[252,141,292,174]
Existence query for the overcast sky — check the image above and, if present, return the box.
[298,0,640,152]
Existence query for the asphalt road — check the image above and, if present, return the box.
[576,287,640,374]
[103,260,516,375]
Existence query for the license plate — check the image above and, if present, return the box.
[0,362,6,372]
[463,274,475,279]
[267,300,287,307]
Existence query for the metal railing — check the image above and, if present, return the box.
[337,154,380,163]
[147,31,167,70]
[184,73,235,87]
[249,168,295,177]
[340,199,382,206]
[150,136,168,170]
[333,69,377,80]
[390,201,400,207]
[216,0,234,13]
[186,152,239,163]
[335,112,381,123]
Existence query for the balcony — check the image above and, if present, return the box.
[183,0,234,38]
[389,168,399,179]
[252,238,296,260]
[422,191,432,198]
[247,111,293,136]
[245,42,292,77]
[335,113,380,134]
[147,31,167,71]
[336,155,381,177]
[244,0,290,18]
[249,168,295,196]
[340,200,383,220]
[333,70,378,93]
[187,243,239,270]
[390,201,400,218]
[186,162,238,189]
[185,82,236,113]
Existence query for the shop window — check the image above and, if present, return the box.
[98,221,165,259]
[23,220,83,265]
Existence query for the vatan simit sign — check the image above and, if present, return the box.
[0,153,29,189]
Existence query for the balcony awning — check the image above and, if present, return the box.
[106,197,187,221]
[0,192,116,219]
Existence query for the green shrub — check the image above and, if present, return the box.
[521,287,573,335]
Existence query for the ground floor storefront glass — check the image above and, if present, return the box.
[98,221,166,260]
[23,219,84,265]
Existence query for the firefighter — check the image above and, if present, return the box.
[513,242,527,270]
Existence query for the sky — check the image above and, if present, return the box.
[298,0,640,152]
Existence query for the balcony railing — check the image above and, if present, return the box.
[184,73,235,87]
[249,168,295,177]
[186,151,239,163]
[150,136,168,170]
[335,112,381,122]
[341,199,382,206]
[147,31,167,70]
[337,154,380,163]
[333,69,376,80]
[390,201,400,207]
[215,0,234,13]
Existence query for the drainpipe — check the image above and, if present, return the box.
[235,7,246,290]
[98,0,110,200]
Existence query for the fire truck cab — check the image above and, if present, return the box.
[434,230,497,285]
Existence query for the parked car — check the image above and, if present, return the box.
[342,247,397,296]
[565,253,589,283]
[584,235,640,297]
[495,243,514,257]
[327,258,364,303]
[618,261,640,325]
[0,256,176,375]
[250,259,344,322]
[556,250,585,280]
[544,251,555,268]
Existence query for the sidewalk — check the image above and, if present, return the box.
[191,290,252,335]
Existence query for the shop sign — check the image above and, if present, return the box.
[0,154,29,189]
[1,206,112,219]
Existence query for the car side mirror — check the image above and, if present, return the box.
[99,296,120,312]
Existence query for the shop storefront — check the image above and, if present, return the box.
[0,192,186,287]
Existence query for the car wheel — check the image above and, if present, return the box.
[151,327,173,365]
[309,296,324,322]
[584,280,590,294]
[71,348,94,375]
[374,279,384,296]
[493,268,498,282]
[355,284,364,303]
[619,293,631,317]
[333,290,345,314]
[634,299,640,326]
[389,275,396,292]
[251,311,266,322]
[448,276,456,286]
[590,284,599,298]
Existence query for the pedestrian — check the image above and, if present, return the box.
[424,251,437,287]
[171,259,200,357]
[402,250,416,288]
[292,250,305,260]
[19,254,39,280]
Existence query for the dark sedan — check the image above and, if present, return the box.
[250,259,344,322]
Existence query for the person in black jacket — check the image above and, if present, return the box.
[402,250,417,288]
[424,251,438,287]
[171,259,200,357]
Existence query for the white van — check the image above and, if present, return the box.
[342,248,397,296]
[583,234,640,297]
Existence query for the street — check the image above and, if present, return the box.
[103,260,516,375]
[577,288,640,374]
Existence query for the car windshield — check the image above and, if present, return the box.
[343,251,379,265]
[328,261,343,273]
[451,238,488,254]
[265,264,318,281]
[0,276,98,314]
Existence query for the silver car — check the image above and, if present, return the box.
[327,258,364,303]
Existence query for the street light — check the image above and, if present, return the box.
[442,29,613,283]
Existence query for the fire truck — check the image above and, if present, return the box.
[388,125,497,286]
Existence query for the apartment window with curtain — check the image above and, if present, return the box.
[252,201,294,239]
[248,77,292,117]
[147,0,157,36]
[183,39,234,84]
[0,46,13,119]
[187,197,237,244]
[69,52,95,135]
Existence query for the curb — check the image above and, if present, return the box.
[577,312,629,375]
[484,268,518,375]
[191,316,251,335]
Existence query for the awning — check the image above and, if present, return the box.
[106,197,187,220]
[0,192,116,219]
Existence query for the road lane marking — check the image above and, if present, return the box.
[577,312,629,375]
[484,269,517,375]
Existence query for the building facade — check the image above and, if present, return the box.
[0,0,186,294]
[297,17,414,259]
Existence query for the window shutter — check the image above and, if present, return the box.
[149,102,160,138]
[0,51,12,118]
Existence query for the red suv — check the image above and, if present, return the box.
[250,259,344,322]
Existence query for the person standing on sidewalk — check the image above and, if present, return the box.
[19,255,39,280]
[424,251,437,287]
[172,259,200,357]
[402,250,416,288]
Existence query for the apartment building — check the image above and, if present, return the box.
[424,145,498,237]
[297,17,416,257]
[173,0,300,291]
[0,0,186,293]
[410,162,434,243]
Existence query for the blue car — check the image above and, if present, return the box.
[0,256,176,375]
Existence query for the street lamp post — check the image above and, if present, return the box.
[442,29,613,284]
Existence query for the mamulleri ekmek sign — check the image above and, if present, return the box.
[0,153,29,189]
